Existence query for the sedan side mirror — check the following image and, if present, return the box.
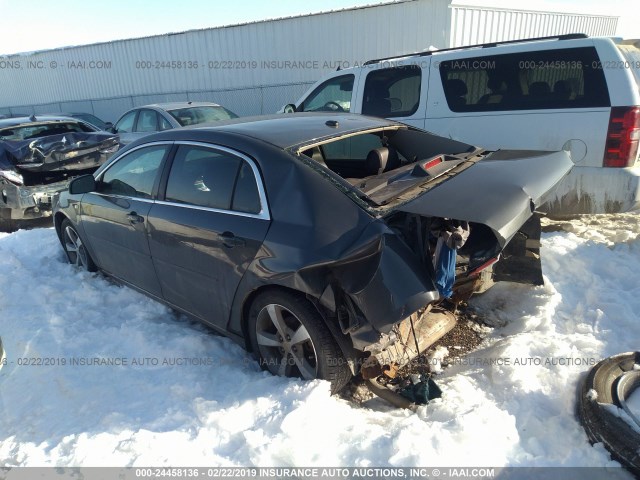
[104,122,113,131]
[108,126,117,134]
[283,104,297,114]
[69,174,97,195]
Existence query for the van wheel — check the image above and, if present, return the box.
[247,290,351,393]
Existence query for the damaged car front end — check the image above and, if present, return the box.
[0,116,119,230]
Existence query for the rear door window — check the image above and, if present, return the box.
[135,109,159,133]
[165,145,262,214]
[362,65,422,117]
[300,74,355,113]
[439,47,611,112]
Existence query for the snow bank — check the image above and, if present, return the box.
[0,213,639,470]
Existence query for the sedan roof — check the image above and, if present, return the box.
[0,115,84,128]
[185,113,405,150]
[141,102,226,111]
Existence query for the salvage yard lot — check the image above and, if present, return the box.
[0,213,639,470]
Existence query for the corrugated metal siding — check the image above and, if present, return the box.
[0,0,450,119]
[450,5,618,47]
[0,0,619,120]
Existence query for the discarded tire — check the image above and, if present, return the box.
[578,352,640,476]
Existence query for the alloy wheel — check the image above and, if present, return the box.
[255,303,319,380]
[63,225,89,268]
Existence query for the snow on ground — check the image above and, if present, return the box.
[0,212,639,470]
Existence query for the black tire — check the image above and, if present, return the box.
[60,218,97,272]
[578,352,640,477]
[247,290,352,393]
[0,208,16,233]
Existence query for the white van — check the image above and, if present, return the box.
[285,34,640,215]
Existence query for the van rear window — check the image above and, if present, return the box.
[439,47,610,112]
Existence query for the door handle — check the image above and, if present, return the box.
[220,231,245,248]
[126,212,145,224]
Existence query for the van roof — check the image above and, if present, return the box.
[363,33,589,66]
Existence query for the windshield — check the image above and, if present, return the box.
[167,106,238,126]
[0,122,94,141]
[74,114,107,130]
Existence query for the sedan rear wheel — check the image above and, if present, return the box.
[61,218,97,272]
[248,290,351,393]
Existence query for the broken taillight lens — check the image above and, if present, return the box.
[603,106,640,168]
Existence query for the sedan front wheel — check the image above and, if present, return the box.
[61,218,97,272]
[248,290,351,393]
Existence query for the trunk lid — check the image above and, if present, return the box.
[393,149,573,247]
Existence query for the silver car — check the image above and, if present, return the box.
[112,102,238,145]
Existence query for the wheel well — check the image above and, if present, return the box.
[239,283,363,375]
[53,212,69,241]
[240,284,339,352]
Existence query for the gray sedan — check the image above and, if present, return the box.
[112,102,238,145]
[53,113,573,393]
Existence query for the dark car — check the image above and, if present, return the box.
[53,113,572,392]
[43,112,113,131]
[112,102,238,145]
[0,115,119,230]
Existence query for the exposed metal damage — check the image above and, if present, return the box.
[0,118,118,225]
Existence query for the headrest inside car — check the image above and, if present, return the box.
[366,147,389,176]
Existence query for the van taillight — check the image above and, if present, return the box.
[603,106,640,167]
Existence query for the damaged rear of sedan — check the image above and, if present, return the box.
[53,113,573,392]
[0,115,119,230]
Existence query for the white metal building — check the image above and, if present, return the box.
[0,0,618,122]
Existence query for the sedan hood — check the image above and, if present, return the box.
[395,149,573,247]
[0,132,119,173]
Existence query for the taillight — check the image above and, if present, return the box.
[422,157,443,170]
[603,106,640,168]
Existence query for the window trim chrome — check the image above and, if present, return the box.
[95,140,271,221]
[153,199,268,220]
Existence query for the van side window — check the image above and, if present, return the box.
[362,65,422,117]
[300,74,355,112]
[439,47,610,112]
